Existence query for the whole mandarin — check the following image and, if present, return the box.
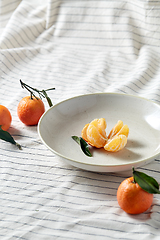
[117,177,153,214]
[17,96,45,126]
[0,105,12,131]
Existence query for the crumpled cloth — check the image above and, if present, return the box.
[0,0,160,239]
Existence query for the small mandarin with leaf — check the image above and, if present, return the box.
[17,96,45,126]
[117,176,153,214]
[117,168,160,214]
[0,105,12,131]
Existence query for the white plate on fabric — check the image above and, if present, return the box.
[38,93,160,172]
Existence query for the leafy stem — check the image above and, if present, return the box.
[132,167,160,194]
[20,79,55,107]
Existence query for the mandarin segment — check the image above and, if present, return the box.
[104,134,127,152]
[108,120,123,139]
[97,118,107,139]
[81,123,94,146]
[81,123,89,142]
[116,124,129,137]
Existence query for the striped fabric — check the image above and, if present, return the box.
[0,0,160,239]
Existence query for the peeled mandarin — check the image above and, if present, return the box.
[81,118,129,152]
[104,134,127,152]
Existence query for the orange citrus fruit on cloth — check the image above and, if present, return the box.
[17,96,45,126]
[117,177,153,214]
[0,105,12,131]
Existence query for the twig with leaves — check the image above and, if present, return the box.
[20,79,55,107]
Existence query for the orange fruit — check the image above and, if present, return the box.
[81,118,107,148]
[0,105,12,131]
[17,96,45,126]
[117,177,153,214]
[104,134,127,152]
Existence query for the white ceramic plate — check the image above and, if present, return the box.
[38,93,160,172]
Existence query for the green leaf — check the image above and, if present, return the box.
[72,136,92,157]
[41,90,53,107]
[132,167,160,194]
[72,136,80,145]
[79,137,92,157]
[0,126,22,150]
